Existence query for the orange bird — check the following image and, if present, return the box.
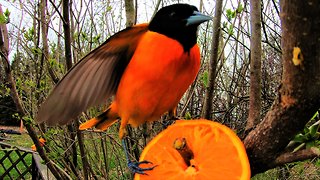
[37,4,211,174]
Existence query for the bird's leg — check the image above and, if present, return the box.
[162,108,178,129]
[121,139,156,175]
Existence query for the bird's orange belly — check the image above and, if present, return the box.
[114,32,200,127]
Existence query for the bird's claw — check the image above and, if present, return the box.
[128,160,156,175]
[162,117,178,129]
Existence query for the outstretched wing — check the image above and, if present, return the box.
[37,24,148,125]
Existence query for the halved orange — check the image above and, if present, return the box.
[135,119,250,180]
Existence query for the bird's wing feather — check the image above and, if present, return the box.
[37,24,148,125]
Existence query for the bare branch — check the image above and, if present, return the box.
[274,148,320,166]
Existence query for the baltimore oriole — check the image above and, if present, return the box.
[37,3,211,174]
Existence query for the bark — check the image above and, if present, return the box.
[124,0,135,27]
[75,120,90,180]
[62,0,72,69]
[202,0,223,119]
[62,0,77,170]
[246,0,262,130]
[274,148,320,166]
[244,0,320,175]
[40,0,59,83]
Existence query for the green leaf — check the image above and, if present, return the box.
[29,27,35,36]
[12,113,20,119]
[184,112,192,120]
[58,63,65,71]
[23,27,35,41]
[81,31,88,40]
[316,158,320,167]
[309,124,319,137]
[231,11,236,18]
[4,9,10,17]
[222,21,228,28]
[311,111,319,121]
[292,143,305,153]
[16,77,22,87]
[226,9,233,21]
[93,34,101,43]
[49,58,57,67]
[305,141,316,149]
[201,71,209,88]
[106,6,112,12]
[303,126,309,134]
[0,14,6,24]
[0,9,10,24]
[73,32,79,39]
[293,133,308,143]
[22,115,33,124]
[31,47,42,55]
[228,24,234,35]
[236,4,244,13]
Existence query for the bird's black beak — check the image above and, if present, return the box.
[186,11,212,26]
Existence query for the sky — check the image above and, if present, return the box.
[1,0,218,62]
[1,0,259,64]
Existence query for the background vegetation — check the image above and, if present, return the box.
[0,0,319,179]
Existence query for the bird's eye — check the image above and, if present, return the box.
[169,12,176,17]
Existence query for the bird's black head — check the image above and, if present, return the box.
[149,4,211,51]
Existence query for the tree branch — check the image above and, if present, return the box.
[273,148,320,166]
[247,0,262,130]
[202,0,223,119]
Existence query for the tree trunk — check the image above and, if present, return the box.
[244,0,320,175]
[40,0,59,83]
[124,0,135,27]
[202,0,223,119]
[246,0,262,131]
[63,0,72,70]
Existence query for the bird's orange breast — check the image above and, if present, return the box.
[113,31,200,127]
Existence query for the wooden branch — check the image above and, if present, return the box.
[202,0,223,119]
[48,0,67,25]
[247,0,262,130]
[40,0,59,83]
[62,0,73,70]
[0,5,9,55]
[124,0,135,27]
[274,148,320,166]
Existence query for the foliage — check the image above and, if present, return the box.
[0,89,19,126]
[1,0,318,178]
[0,8,10,24]
[252,160,320,180]
[291,111,320,152]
